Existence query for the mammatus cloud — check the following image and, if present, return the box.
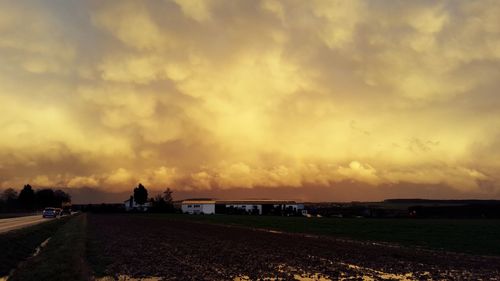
[0,0,500,200]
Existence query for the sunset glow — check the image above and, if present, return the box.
[1,0,499,201]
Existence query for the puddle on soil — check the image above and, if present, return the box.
[234,273,331,281]
[293,273,331,281]
[276,264,331,281]
[233,264,333,281]
[233,276,283,281]
[340,262,416,281]
[96,275,161,281]
[238,261,426,281]
[254,228,284,234]
[33,238,51,257]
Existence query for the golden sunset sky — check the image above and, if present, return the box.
[1,0,499,201]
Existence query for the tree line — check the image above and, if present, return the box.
[132,183,175,213]
[0,184,71,212]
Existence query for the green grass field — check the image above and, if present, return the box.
[147,214,500,256]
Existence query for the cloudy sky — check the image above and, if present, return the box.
[1,0,500,202]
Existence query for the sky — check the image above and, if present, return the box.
[1,0,500,203]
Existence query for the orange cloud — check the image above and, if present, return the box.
[0,0,499,199]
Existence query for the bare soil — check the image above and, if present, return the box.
[87,214,500,280]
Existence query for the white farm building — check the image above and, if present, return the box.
[181,199,306,215]
[181,199,216,214]
[124,196,152,212]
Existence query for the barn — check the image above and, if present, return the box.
[181,199,216,214]
[181,199,305,215]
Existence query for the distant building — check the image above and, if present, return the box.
[181,199,216,214]
[124,196,152,212]
[181,199,306,215]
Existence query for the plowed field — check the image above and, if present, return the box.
[88,214,500,280]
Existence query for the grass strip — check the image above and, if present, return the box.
[0,217,68,276]
[147,214,500,256]
[9,214,89,281]
[86,215,113,278]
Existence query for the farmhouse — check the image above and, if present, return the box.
[124,196,152,212]
[181,199,306,215]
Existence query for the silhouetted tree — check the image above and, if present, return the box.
[34,188,71,209]
[1,188,18,211]
[54,189,71,206]
[18,184,35,210]
[150,188,175,213]
[149,196,160,208]
[163,188,173,205]
[35,189,55,208]
[133,183,148,205]
[32,188,71,209]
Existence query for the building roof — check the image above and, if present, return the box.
[182,200,216,204]
[181,199,299,205]
[218,200,298,205]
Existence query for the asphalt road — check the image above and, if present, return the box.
[0,215,49,234]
